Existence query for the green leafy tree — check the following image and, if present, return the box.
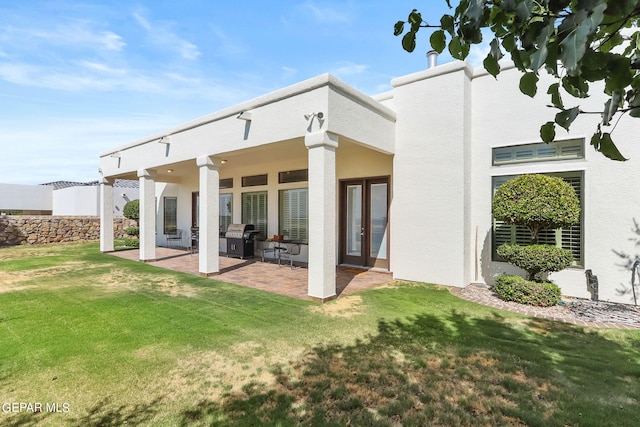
[123,199,139,224]
[492,174,580,280]
[394,0,640,160]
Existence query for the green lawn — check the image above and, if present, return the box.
[1,242,639,426]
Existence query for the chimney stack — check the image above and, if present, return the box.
[427,50,438,69]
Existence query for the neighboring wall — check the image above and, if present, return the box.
[51,185,137,216]
[0,215,136,246]
[52,186,99,216]
[0,183,52,214]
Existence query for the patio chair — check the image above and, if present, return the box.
[258,240,276,262]
[165,229,184,249]
[189,227,199,255]
[278,243,301,269]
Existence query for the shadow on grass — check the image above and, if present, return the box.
[175,311,640,427]
[3,397,163,427]
[68,397,164,427]
[4,311,638,426]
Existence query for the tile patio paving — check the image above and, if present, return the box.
[108,247,393,301]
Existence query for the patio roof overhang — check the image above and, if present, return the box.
[99,73,396,180]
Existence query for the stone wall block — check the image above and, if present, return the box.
[0,216,137,246]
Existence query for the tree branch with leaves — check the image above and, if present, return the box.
[394,0,640,160]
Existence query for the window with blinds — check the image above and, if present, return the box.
[279,188,308,243]
[242,191,268,239]
[278,169,308,184]
[163,197,177,234]
[219,193,233,234]
[492,172,583,266]
[493,139,584,165]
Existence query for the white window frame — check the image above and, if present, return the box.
[493,139,584,166]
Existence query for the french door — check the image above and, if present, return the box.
[339,177,390,269]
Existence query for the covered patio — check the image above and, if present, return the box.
[99,74,396,301]
[109,247,393,300]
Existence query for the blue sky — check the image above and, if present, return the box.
[0,1,488,184]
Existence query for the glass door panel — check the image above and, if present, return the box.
[369,183,388,260]
[340,177,389,269]
[346,184,362,256]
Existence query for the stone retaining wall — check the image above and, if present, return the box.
[0,215,137,246]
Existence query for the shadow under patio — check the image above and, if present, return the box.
[108,247,393,300]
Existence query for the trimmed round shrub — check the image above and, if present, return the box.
[494,274,561,307]
[123,199,140,222]
[493,174,580,241]
[497,243,574,280]
[125,226,139,237]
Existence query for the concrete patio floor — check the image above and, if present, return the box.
[108,247,393,301]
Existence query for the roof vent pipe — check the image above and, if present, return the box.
[427,50,438,69]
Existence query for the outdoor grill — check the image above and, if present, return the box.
[225,223,258,259]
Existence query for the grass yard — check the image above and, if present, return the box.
[1,242,639,426]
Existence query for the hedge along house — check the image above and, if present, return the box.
[99,59,640,304]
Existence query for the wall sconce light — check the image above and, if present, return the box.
[167,169,174,173]
[221,159,227,165]
[110,152,121,158]
[304,111,324,121]
[237,111,252,121]
[159,136,171,144]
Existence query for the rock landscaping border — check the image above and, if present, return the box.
[0,215,136,246]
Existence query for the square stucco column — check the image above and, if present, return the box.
[138,169,157,262]
[197,156,221,276]
[99,176,115,252]
[305,131,338,301]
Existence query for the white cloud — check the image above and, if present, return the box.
[280,66,298,81]
[467,43,490,67]
[132,10,200,60]
[1,21,125,53]
[0,114,184,184]
[301,1,351,24]
[77,60,126,75]
[0,60,168,92]
[100,31,126,51]
[208,25,246,58]
[166,72,201,84]
[132,11,152,31]
[331,62,369,77]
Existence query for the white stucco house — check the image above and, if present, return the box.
[98,59,640,304]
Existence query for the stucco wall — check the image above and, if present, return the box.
[52,186,100,216]
[389,61,640,304]
[51,185,138,216]
[390,62,472,286]
[470,65,640,304]
[0,183,52,213]
[0,215,136,246]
